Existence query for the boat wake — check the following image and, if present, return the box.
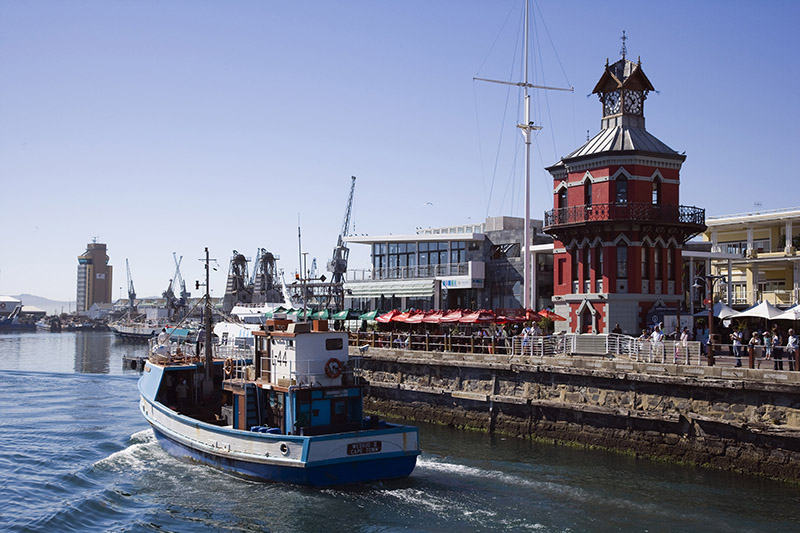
[92,429,159,474]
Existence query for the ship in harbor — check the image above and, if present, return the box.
[137,249,419,486]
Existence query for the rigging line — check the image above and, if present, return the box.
[499,83,524,215]
[485,8,524,218]
[533,0,572,87]
[533,22,559,162]
[472,82,489,202]
[474,1,518,76]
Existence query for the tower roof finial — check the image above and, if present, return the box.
[620,30,627,60]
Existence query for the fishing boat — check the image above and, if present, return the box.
[138,298,420,486]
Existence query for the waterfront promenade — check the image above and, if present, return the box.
[350,332,800,482]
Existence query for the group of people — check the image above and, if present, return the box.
[737,326,798,370]
[636,324,691,363]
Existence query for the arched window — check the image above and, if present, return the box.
[668,246,675,281]
[558,188,567,209]
[584,179,592,208]
[652,177,661,205]
[583,247,591,292]
[616,243,628,280]
[641,243,650,281]
[616,176,628,204]
[654,245,662,281]
[571,250,579,290]
[594,246,604,292]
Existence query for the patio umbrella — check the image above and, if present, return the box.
[459,309,497,324]
[730,301,783,320]
[310,309,329,320]
[332,308,360,320]
[376,310,401,323]
[774,304,800,321]
[402,310,427,324]
[391,311,414,323]
[421,310,444,324]
[439,309,466,323]
[358,309,385,321]
[538,309,566,321]
[693,302,738,319]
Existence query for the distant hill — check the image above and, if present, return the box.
[13,294,75,316]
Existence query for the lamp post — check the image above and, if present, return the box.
[693,274,727,366]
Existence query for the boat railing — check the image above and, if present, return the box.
[148,337,253,366]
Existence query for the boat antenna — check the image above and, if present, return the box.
[203,247,215,390]
[297,216,307,322]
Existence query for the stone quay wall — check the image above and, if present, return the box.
[351,346,800,482]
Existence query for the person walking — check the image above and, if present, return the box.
[786,328,798,372]
[772,327,784,371]
[731,328,743,367]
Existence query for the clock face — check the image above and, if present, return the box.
[604,90,621,115]
[624,90,643,115]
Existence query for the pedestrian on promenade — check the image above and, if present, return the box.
[748,331,761,365]
[731,328,743,367]
[763,330,773,360]
[676,326,689,363]
[772,326,784,371]
[651,325,664,363]
[786,328,798,371]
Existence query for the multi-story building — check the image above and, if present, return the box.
[76,240,113,313]
[343,216,553,312]
[702,207,800,308]
[543,52,705,334]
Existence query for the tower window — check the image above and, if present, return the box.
[558,188,567,209]
[616,176,628,204]
[652,178,661,205]
[616,244,628,280]
[584,179,592,208]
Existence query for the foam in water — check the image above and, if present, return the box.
[93,429,159,474]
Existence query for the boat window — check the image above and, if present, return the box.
[326,338,343,351]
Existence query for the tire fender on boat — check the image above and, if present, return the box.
[224,357,234,376]
[279,442,290,456]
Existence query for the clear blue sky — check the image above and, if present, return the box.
[1,0,798,303]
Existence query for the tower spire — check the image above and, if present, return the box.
[620,30,627,60]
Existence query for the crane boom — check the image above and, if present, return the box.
[327,176,356,284]
[126,258,136,313]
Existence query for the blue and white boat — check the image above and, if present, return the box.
[138,319,419,486]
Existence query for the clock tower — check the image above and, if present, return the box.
[543,46,705,334]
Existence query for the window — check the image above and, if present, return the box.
[325,338,343,351]
[617,244,628,279]
[450,241,466,264]
[668,246,675,281]
[654,245,662,280]
[572,251,579,285]
[595,247,604,291]
[558,188,567,209]
[584,180,592,207]
[616,176,628,204]
[652,178,661,205]
[641,244,650,281]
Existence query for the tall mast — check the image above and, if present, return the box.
[474,0,572,310]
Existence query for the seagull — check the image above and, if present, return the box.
[424,202,433,207]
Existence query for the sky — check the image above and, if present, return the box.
[1,0,799,303]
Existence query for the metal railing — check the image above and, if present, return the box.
[544,203,705,228]
[347,262,471,281]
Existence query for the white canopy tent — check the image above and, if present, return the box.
[693,302,738,320]
[729,300,783,320]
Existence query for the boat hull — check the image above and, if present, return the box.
[149,424,418,486]
[138,367,419,486]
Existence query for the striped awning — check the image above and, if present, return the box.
[344,279,436,298]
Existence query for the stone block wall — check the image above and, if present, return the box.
[354,346,800,482]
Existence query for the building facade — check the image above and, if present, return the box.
[77,241,113,313]
[343,216,553,312]
[543,53,705,334]
[702,207,800,308]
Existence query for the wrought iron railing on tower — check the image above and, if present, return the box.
[544,203,705,229]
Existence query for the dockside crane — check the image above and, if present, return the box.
[327,176,356,284]
[125,258,136,314]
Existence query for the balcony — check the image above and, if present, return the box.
[544,203,705,230]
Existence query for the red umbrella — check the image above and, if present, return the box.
[538,309,566,321]
[422,310,444,324]
[376,309,401,323]
[404,310,428,324]
[440,309,466,323]
[459,309,497,324]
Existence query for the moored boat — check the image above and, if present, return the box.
[138,318,419,486]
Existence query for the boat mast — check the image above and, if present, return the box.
[474,0,571,310]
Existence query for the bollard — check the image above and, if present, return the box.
[707,340,715,366]
[748,345,755,369]
[425,332,429,352]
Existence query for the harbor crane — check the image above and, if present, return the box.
[327,176,356,284]
[163,253,190,319]
[125,258,136,314]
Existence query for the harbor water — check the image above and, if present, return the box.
[1,331,799,532]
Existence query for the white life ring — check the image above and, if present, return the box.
[0,302,5,309]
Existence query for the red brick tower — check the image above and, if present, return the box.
[543,51,705,334]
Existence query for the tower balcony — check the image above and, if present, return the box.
[544,202,705,238]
